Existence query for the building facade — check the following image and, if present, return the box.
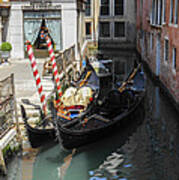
[0,0,10,45]
[83,0,137,49]
[3,0,85,59]
[136,0,179,104]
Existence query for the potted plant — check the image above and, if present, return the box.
[0,42,12,62]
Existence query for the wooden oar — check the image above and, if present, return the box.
[118,64,141,93]
[91,114,110,123]
[79,71,92,87]
[82,114,110,124]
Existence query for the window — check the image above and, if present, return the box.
[151,0,163,25]
[172,47,176,70]
[162,0,166,23]
[174,0,178,24]
[85,0,91,16]
[170,0,174,23]
[85,22,92,38]
[155,0,158,24]
[114,22,125,37]
[164,39,169,61]
[100,0,110,16]
[99,22,110,37]
[115,0,124,15]
[159,0,162,25]
[152,0,155,24]
[169,0,178,24]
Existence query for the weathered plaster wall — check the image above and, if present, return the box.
[7,0,78,59]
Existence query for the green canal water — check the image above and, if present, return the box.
[32,109,144,180]
[31,75,179,180]
[2,52,179,180]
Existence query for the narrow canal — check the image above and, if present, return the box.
[3,51,179,180]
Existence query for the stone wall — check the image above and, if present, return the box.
[7,2,25,59]
[84,0,137,50]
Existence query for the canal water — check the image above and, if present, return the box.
[3,51,179,180]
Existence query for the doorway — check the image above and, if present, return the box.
[34,19,54,50]
[23,10,62,58]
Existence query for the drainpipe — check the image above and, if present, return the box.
[76,8,80,71]
[76,2,83,72]
[93,0,96,47]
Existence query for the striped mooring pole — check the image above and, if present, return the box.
[26,41,47,114]
[46,36,63,104]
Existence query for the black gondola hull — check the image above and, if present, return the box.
[57,93,145,149]
[20,105,56,148]
[25,125,56,148]
[54,62,146,150]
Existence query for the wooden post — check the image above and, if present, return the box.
[0,148,7,175]
[11,73,22,144]
[26,41,47,114]
[46,36,63,104]
[77,42,83,71]
[72,46,76,81]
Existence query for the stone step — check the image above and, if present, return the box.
[16,103,41,111]
[17,106,40,113]
[43,83,54,86]
[16,96,41,105]
[42,76,53,80]
[18,116,40,124]
[17,111,40,121]
[41,80,53,84]
[43,87,54,92]
[16,93,54,111]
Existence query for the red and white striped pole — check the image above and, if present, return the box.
[26,41,47,115]
[46,36,63,104]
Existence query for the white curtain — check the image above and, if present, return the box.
[46,20,62,50]
[24,19,42,45]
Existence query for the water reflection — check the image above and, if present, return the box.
[88,76,179,180]
[60,105,144,180]
[16,52,179,180]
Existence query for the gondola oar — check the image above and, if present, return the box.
[118,64,141,93]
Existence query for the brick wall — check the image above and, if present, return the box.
[136,0,179,103]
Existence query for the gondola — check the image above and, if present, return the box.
[53,62,146,149]
[20,105,56,148]
[20,62,104,148]
[53,59,109,120]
